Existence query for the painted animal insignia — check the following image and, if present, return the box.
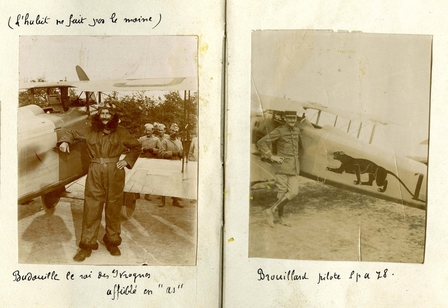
[327,151,397,193]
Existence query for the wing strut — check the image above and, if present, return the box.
[369,123,377,144]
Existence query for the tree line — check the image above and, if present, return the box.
[19,82,198,140]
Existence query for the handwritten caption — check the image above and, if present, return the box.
[7,12,162,30]
[12,269,183,300]
[257,268,393,284]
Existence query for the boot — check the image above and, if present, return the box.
[277,203,292,227]
[74,242,99,261]
[263,209,275,228]
[263,196,289,228]
[107,246,121,256]
[103,235,121,256]
[73,249,92,262]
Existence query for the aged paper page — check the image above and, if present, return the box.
[225,1,446,307]
[0,1,224,307]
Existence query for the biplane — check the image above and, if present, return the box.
[250,93,428,210]
[18,66,197,212]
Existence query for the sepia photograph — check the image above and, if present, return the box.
[18,35,198,265]
[249,30,431,263]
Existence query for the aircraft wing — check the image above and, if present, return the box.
[20,77,197,92]
[74,65,197,92]
[21,65,197,93]
[252,93,307,113]
[74,77,197,92]
[254,92,398,127]
[124,158,197,199]
[19,81,77,90]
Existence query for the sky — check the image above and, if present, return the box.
[19,36,198,82]
[251,30,432,157]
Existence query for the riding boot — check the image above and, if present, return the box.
[278,204,292,227]
[263,196,289,228]
[269,195,289,215]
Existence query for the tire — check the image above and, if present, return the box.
[41,187,65,209]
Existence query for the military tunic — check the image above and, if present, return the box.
[257,124,301,200]
[158,137,183,160]
[138,135,161,158]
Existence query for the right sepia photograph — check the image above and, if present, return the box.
[249,30,431,263]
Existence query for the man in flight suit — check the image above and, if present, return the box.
[58,102,141,261]
[257,110,302,227]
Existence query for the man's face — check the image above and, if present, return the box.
[145,128,153,137]
[285,116,297,127]
[99,109,112,125]
[170,127,179,138]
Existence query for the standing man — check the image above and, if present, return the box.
[156,123,169,141]
[257,110,302,227]
[138,123,161,201]
[139,123,161,159]
[158,123,184,208]
[188,133,198,162]
[58,102,141,261]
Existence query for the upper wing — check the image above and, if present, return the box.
[19,81,77,90]
[20,77,197,92]
[20,65,197,92]
[74,77,197,92]
[252,92,307,113]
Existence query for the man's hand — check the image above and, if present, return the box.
[116,160,128,169]
[59,142,70,153]
[270,155,284,164]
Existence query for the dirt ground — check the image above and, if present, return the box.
[249,177,426,263]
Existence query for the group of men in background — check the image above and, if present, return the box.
[136,121,198,208]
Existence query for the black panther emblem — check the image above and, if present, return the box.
[326,151,389,192]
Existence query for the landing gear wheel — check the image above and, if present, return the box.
[41,187,65,209]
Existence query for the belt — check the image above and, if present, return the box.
[91,157,120,164]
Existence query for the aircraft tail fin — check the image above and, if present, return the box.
[75,65,97,104]
[76,65,90,81]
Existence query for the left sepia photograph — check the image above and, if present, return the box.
[18,35,198,265]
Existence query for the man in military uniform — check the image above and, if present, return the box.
[138,123,161,201]
[139,123,161,159]
[156,123,169,141]
[188,133,198,162]
[158,123,184,208]
[257,110,302,227]
[58,102,141,261]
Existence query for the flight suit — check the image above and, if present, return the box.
[58,117,141,250]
